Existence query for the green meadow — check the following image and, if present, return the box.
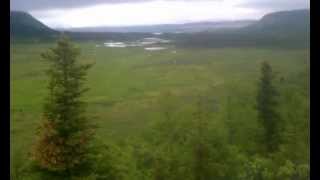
[10,41,309,179]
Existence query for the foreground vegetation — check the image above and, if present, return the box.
[10,39,309,179]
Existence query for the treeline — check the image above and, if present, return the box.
[12,37,309,180]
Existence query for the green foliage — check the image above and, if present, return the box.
[277,160,295,180]
[11,42,309,179]
[296,164,310,179]
[89,143,129,180]
[256,61,282,153]
[32,36,93,174]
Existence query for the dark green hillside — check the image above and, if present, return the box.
[247,9,309,33]
[10,11,58,39]
[242,9,309,40]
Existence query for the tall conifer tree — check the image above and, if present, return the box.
[32,36,93,173]
[256,61,281,153]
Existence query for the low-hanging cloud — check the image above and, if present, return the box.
[237,0,309,11]
[10,0,147,11]
[10,0,309,28]
[11,0,223,11]
[10,0,309,11]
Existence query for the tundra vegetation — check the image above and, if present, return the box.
[10,37,309,179]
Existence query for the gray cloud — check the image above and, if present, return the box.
[10,0,148,11]
[11,0,226,11]
[11,0,309,12]
[237,0,309,11]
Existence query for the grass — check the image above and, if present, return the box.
[10,41,309,177]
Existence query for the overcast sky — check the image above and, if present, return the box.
[10,0,309,28]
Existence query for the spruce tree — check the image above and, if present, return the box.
[256,61,281,153]
[32,36,93,173]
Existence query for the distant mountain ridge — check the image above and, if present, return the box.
[172,9,310,48]
[60,20,256,33]
[243,9,309,35]
[10,9,309,48]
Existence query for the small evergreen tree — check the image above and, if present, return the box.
[32,36,93,174]
[256,61,281,153]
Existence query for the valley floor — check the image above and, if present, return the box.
[10,42,310,179]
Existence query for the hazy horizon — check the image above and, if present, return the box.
[11,0,309,28]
